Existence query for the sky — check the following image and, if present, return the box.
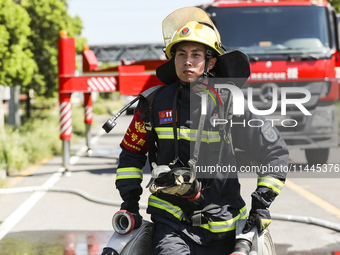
[67,0,207,46]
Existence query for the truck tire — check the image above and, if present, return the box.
[305,148,329,165]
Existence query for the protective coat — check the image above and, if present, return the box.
[115,81,288,250]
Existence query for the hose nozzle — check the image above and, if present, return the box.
[102,96,141,133]
[102,117,117,133]
[112,210,136,235]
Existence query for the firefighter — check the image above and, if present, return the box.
[114,7,288,254]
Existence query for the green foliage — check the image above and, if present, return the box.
[0,97,112,175]
[0,0,38,87]
[0,96,125,175]
[93,93,125,115]
[0,129,28,172]
[330,0,340,12]
[21,112,61,161]
[71,102,86,137]
[0,110,61,173]
[0,0,86,98]
[21,0,86,97]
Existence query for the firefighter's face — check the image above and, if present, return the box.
[174,42,216,84]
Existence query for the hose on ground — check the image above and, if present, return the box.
[1,186,340,232]
[0,186,148,209]
[271,213,340,232]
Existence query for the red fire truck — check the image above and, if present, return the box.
[76,0,340,166]
[197,0,340,165]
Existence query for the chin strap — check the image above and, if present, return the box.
[203,49,213,79]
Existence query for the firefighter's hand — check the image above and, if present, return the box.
[242,209,272,234]
[131,212,143,229]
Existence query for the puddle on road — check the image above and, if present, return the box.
[0,230,112,255]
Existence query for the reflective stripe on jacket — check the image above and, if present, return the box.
[155,127,220,143]
[116,167,143,180]
[257,175,284,195]
[148,194,247,233]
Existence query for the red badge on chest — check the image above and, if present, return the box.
[159,110,176,124]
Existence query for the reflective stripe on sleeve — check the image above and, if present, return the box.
[155,127,220,143]
[148,195,185,221]
[200,205,247,233]
[257,175,284,194]
[116,167,143,180]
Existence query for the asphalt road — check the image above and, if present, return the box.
[0,114,340,255]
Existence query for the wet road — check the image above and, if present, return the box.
[1,230,111,255]
[0,114,340,254]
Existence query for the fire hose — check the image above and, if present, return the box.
[1,186,340,255]
[1,186,340,233]
[0,186,147,208]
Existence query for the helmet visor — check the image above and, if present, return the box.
[162,7,220,48]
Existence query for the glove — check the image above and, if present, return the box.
[243,186,275,234]
[118,189,143,232]
[131,212,143,229]
[242,209,271,234]
[120,189,141,214]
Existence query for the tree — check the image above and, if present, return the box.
[330,0,340,12]
[21,0,86,97]
[0,0,37,89]
[0,0,86,124]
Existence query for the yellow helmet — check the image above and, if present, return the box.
[157,7,250,86]
[162,7,225,59]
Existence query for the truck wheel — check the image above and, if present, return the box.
[305,148,329,165]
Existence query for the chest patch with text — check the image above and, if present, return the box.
[159,110,177,124]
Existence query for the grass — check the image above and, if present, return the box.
[0,109,61,176]
[0,94,124,186]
